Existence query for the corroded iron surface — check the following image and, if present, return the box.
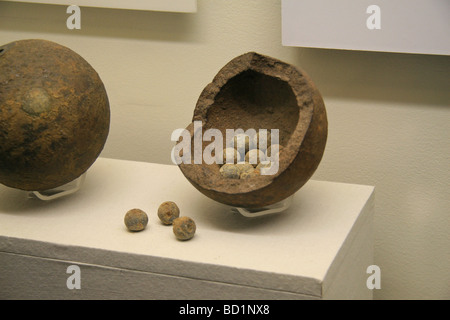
[0,39,110,191]
[178,52,327,208]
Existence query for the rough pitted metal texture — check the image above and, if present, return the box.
[0,39,110,191]
[178,52,327,209]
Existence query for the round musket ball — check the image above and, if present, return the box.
[0,39,110,191]
[256,160,277,176]
[245,149,265,166]
[256,161,272,171]
[124,209,149,232]
[173,216,196,241]
[233,134,251,154]
[157,201,180,225]
[222,147,241,164]
[220,164,240,179]
[240,169,260,179]
[236,162,254,175]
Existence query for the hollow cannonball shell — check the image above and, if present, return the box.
[0,39,110,191]
[178,52,327,208]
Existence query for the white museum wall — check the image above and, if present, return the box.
[0,0,448,299]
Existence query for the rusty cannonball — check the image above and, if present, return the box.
[0,39,110,191]
[178,52,327,209]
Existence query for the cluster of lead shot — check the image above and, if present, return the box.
[158,201,196,241]
[219,132,282,179]
[123,201,196,241]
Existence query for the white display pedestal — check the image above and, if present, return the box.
[0,158,374,300]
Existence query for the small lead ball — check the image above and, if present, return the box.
[173,216,196,241]
[256,161,272,171]
[240,169,260,179]
[220,163,240,179]
[233,134,250,154]
[222,147,241,164]
[245,149,265,167]
[124,208,148,232]
[236,162,254,175]
[158,201,180,225]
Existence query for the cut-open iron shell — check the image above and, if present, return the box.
[178,52,327,208]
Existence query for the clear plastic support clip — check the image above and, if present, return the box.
[232,195,294,218]
[27,173,86,201]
